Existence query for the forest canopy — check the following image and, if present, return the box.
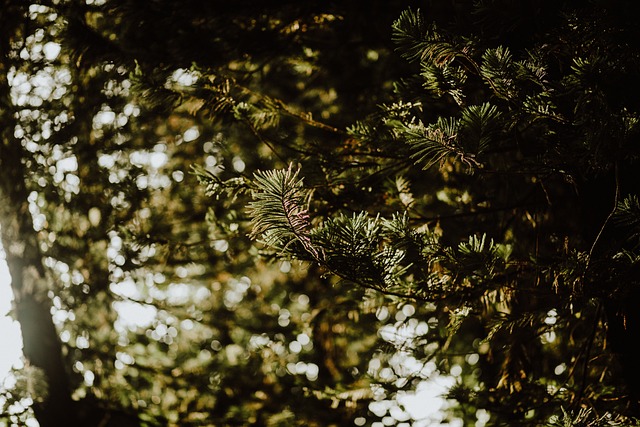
[2,1,640,426]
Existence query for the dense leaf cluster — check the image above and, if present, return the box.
[2,1,640,427]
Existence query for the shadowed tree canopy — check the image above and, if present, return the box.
[2,1,640,426]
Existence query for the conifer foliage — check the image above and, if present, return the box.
[2,1,640,426]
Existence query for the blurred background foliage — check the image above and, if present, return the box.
[1,1,640,426]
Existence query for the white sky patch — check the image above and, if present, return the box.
[93,109,116,128]
[0,244,24,384]
[98,153,116,169]
[56,155,78,173]
[110,277,211,332]
[396,376,459,426]
[232,156,246,172]
[43,42,61,61]
[166,283,191,305]
[171,68,199,87]
[109,278,139,299]
[0,317,23,381]
[113,301,157,331]
[129,150,168,170]
[0,259,13,317]
[378,318,429,349]
[149,151,168,169]
[110,279,157,331]
[183,126,200,142]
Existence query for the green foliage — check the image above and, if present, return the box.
[614,195,640,245]
[4,1,640,427]
[402,116,468,169]
[248,165,315,258]
[392,8,473,66]
[480,46,517,99]
[391,101,502,171]
[445,234,510,280]
[546,407,640,427]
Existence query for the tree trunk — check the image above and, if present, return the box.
[0,139,79,426]
[0,4,77,422]
[0,109,79,427]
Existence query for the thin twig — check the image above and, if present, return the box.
[587,163,620,265]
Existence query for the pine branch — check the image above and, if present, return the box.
[392,8,472,66]
[399,117,480,170]
[613,194,640,242]
[421,63,467,105]
[480,46,517,100]
[248,164,320,259]
[230,82,346,135]
[459,103,502,154]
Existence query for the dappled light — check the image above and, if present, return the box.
[2,2,640,427]
[0,244,28,424]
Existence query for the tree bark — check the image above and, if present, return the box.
[0,105,78,427]
[0,3,77,424]
[0,133,78,426]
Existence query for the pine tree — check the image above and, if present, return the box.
[215,1,640,425]
[3,1,640,426]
